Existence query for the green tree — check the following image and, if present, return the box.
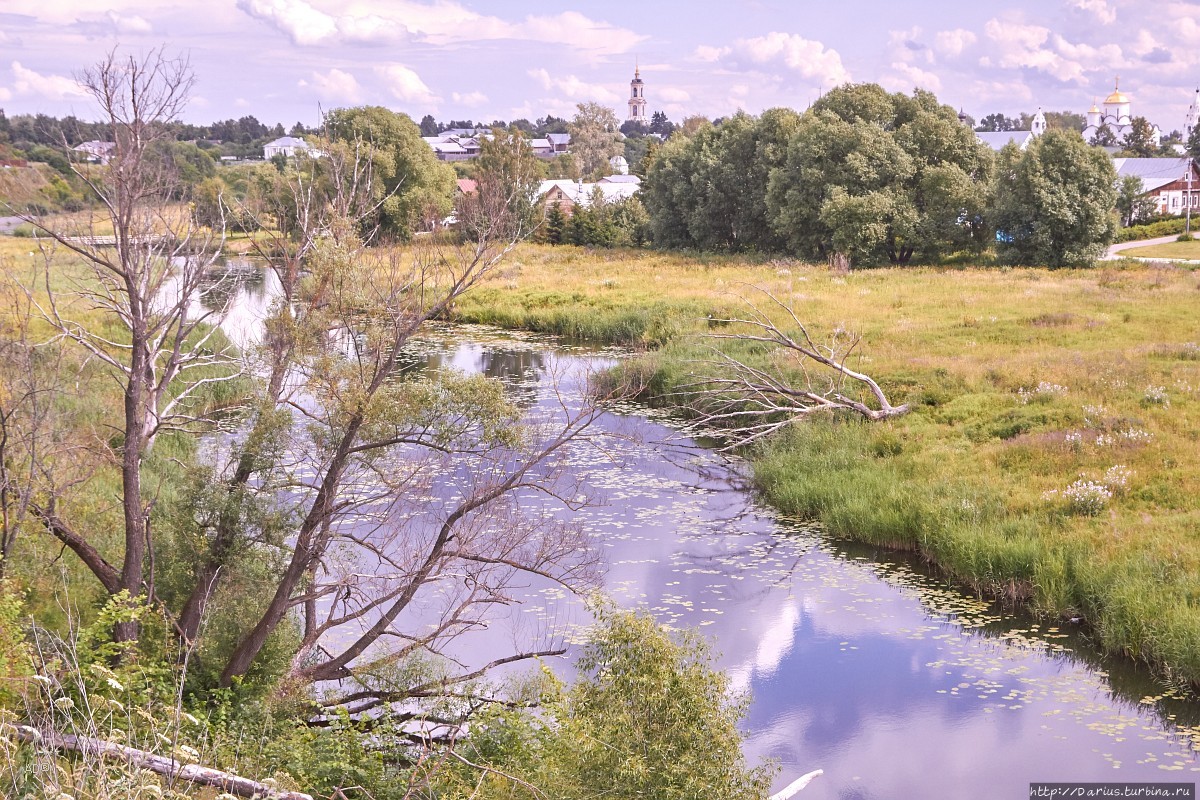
[434,610,774,800]
[324,105,456,239]
[457,127,545,242]
[766,85,991,265]
[419,114,439,136]
[1119,117,1158,157]
[649,110,676,137]
[1115,175,1156,227]
[544,201,567,244]
[1091,123,1118,148]
[991,130,1117,267]
[568,102,622,178]
[1185,125,1200,160]
[1044,110,1086,132]
[642,108,800,251]
[975,112,1020,132]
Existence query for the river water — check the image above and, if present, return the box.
[196,259,1200,799]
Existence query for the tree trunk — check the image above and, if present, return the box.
[13,726,313,800]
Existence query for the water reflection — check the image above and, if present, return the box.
[196,265,1200,799]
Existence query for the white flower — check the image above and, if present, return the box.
[1063,479,1112,515]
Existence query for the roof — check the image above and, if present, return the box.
[547,133,571,145]
[1112,157,1192,192]
[265,136,308,148]
[537,179,640,207]
[73,140,115,152]
[456,179,477,194]
[599,174,642,184]
[1104,85,1131,105]
[529,138,553,150]
[975,130,1033,151]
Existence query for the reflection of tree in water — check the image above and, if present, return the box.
[391,346,547,409]
[477,349,545,408]
[197,259,267,313]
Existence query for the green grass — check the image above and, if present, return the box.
[1121,238,1200,260]
[456,243,1200,685]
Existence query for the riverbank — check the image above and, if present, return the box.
[455,244,1200,685]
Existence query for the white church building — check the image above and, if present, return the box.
[1082,79,1162,146]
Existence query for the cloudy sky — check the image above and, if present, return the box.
[2,0,1199,131]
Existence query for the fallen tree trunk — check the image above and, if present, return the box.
[680,286,909,449]
[11,725,313,800]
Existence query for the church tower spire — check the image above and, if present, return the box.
[627,62,647,124]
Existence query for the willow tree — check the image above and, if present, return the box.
[991,130,1117,267]
[15,52,606,720]
[766,85,992,265]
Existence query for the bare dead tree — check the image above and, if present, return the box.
[679,286,909,449]
[12,49,237,641]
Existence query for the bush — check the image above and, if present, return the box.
[1113,217,1186,243]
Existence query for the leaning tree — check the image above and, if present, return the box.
[11,50,606,726]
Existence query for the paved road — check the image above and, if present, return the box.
[1104,231,1199,260]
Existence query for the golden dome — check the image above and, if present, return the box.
[1089,97,1100,113]
[1104,78,1129,105]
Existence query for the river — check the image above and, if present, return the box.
[195,258,1200,799]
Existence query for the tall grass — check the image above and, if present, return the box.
[457,243,1200,685]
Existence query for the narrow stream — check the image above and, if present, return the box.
[196,259,1200,799]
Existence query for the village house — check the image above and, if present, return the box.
[423,130,571,161]
[1115,157,1200,216]
[72,140,116,164]
[537,178,640,216]
[262,136,311,158]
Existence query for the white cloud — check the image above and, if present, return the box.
[236,0,642,54]
[528,68,620,103]
[451,90,488,107]
[970,78,1034,105]
[885,61,942,92]
[517,11,645,53]
[1068,0,1117,24]
[237,0,339,45]
[983,18,1089,82]
[934,28,977,58]
[657,87,691,103]
[303,68,363,103]
[694,45,728,63]
[374,63,438,106]
[105,11,153,34]
[6,61,87,100]
[0,87,11,102]
[701,32,850,86]
[738,33,851,84]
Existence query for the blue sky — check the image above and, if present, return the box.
[2,0,1199,132]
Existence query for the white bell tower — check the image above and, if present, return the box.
[1031,108,1047,137]
[627,63,647,124]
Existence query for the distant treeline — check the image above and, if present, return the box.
[0,109,319,159]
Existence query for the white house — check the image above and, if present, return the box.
[72,140,116,164]
[262,136,310,159]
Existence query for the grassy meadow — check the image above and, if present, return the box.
[456,244,1200,684]
[1123,238,1200,261]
